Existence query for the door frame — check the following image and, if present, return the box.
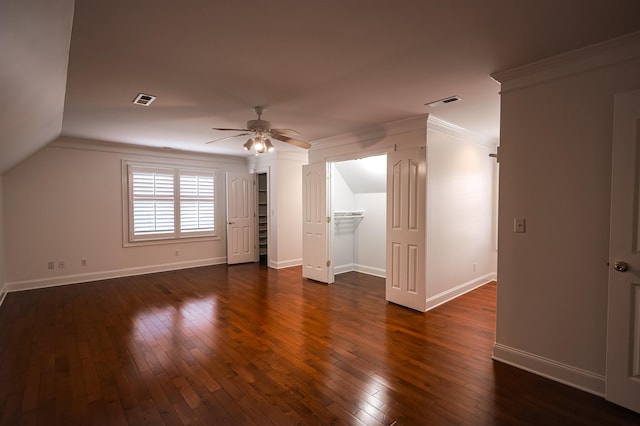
[255,168,270,265]
[313,148,428,312]
[327,154,388,282]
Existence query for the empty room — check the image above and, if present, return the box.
[2,1,640,424]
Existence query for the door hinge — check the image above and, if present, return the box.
[326,260,331,267]
[326,216,331,223]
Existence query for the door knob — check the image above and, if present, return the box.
[614,261,630,272]
[228,221,236,225]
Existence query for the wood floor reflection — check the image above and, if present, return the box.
[1,264,638,425]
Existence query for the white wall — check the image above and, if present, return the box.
[274,153,306,268]
[354,192,386,276]
[493,33,640,394]
[332,165,355,273]
[425,122,497,308]
[0,176,6,305]
[331,164,387,277]
[2,137,247,291]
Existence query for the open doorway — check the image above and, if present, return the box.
[256,171,268,265]
[302,116,498,311]
[330,154,387,281]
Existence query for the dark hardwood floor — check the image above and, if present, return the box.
[1,264,638,425]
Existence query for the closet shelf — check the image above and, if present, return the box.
[333,211,364,222]
[334,210,364,217]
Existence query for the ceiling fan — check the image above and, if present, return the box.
[206,106,311,154]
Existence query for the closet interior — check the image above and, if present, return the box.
[257,172,268,263]
[331,154,387,278]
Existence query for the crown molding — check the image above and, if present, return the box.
[427,115,499,148]
[50,136,247,167]
[492,31,640,93]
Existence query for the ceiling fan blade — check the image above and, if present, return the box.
[212,127,249,132]
[205,132,250,144]
[271,132,312,149]
[271,128,301,136]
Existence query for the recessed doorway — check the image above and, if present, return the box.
[330,154,387,280]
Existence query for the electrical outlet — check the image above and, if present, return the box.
[81,258,87,266]
[48,261,55,270]
[58,260,65,269]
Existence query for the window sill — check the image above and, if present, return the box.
[123,234,220,248]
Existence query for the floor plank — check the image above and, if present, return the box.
[0,263,638,425]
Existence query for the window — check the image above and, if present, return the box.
[126,163,216,243]
[179,172,215,235]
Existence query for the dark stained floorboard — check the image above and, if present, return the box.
[0,263,638,425]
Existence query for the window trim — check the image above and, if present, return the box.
[122,160,219,247]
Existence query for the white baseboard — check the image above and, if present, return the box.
[492,343,605,396]
[334,264,354,275]
[426,273,496,311]
[334,264,386,278]
[354,264,386,278]
[270,258,302,269]
[5,257,227,293]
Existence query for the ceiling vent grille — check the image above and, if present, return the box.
[425,96,462,107]
[133,93,156,106]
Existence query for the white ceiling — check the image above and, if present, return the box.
[2,1,640,173]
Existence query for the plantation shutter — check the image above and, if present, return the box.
[126,162,217,243]
[179,171,215,236]
[129,165,175,240]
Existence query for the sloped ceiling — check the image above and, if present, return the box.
[334,155,387,194]
[0,0,74,174]
[2,1,640,173]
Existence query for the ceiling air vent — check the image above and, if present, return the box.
[425,95,462,108]
[133,93,156,106]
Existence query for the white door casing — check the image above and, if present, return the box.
[302,163,333,283]
[226,172,256,264]
[386,146,427,312]
[606,89,640,413]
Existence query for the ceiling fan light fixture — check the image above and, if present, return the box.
[265,139,275,152]
[254,138,265,152]
[243,138,254,151]
[209,106,310,153]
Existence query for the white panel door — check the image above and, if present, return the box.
[606,89,640,413]
[226,172,256,265]
[386,147,427,311]
[302,163,332,283]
